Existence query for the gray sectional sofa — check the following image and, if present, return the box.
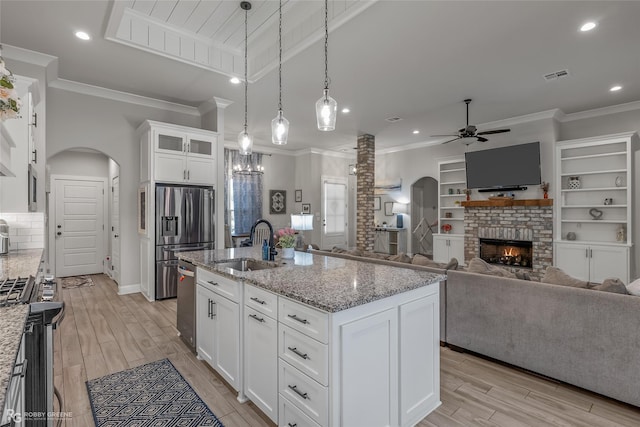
[314,249,640,408]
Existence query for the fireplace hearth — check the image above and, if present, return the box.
[479,238,533,269]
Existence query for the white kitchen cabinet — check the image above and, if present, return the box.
[196,269,240,390]
[139,120,217,185]
[433,234,464,264]
[554,242,629,284]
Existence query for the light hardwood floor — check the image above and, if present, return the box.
[54,274,640,427]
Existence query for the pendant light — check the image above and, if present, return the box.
[238,1,253,155]
[271,0,289,145]
[315,0,337,131]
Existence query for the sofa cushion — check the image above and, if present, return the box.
[348,248,363,257]
[444,257,459,271]
[412,254,440,267]
[541,266,589,288]
[388,252,412,263]
[515,271,531,281]
[363,251,391,260]
[627,277,640,296]
[467,257,516,278]
[331,246,347,253]
[591,278,629,294]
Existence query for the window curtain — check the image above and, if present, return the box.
[224,149,264,235]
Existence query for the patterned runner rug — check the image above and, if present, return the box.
[86,358,224,427]
[59,275,94,289]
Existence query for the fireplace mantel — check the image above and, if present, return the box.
[461,198,553,208]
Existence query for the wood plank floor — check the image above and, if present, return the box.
[54,274,640,427]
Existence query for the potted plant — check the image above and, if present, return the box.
[275,227,296,258]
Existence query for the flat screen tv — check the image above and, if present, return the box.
[465,142,541,191]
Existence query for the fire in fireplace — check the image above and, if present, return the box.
[479,238,533,269]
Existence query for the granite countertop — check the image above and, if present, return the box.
[0,249,43,415]
[0,249,44,281]
[0,304,29,413]
[178,247,444,313]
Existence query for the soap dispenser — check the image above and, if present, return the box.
[262,239,269,261]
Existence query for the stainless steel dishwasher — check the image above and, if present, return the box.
[177,260,196,352]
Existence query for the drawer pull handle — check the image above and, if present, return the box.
[249,313,265,323]
[250,296,266,305]
[287,314,309,325]
[208,281,219,286]
[288,384,309,400]
[287,346,309,360]
[288,424,297,427]
[12,359,28,378]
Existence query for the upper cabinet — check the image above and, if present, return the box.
[139,120,218,186]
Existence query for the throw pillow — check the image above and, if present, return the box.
[627,277,640,296]
[389,252,412,263]
[591,278,629,295]
[444,258,459,271]
[348,248,363,257]
[364,251,390,260]
[412,254,439,267]
[542,266,589,288]
[331,246,347,253]
[515,272,531,281]
[467,258,517,278]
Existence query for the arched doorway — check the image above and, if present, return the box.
[410,177,438,256]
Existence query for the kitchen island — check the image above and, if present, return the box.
[0,249,43,419]
[178,247,444,427]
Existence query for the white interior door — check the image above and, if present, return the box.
[111,176,120,283]
[321,176,348,249]
[55,178,105,277]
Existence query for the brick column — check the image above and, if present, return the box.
[356,134,375,251]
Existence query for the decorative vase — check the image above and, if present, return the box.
[282,247,295,259]
[568,176,581,189]
[544,191,548,199]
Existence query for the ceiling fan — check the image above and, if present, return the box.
[431,99,510,145]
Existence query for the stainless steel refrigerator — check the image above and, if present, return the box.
[155,184,215,300]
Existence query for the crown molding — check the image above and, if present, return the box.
[198,96,234,115]
[2,44,58,68]
[222,141,296,156]
[293,147,356,159]
[48,79,200,116]
[477,108,562,130]
[558,100,640,122]
[375,139,444,155]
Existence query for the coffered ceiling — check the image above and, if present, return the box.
[2,1,640,153]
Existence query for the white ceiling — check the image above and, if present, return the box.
[2,1,640,153]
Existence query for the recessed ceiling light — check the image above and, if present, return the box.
[580,22,597,32]
[412,130,420,134]
[610,85,622,92]
[75,31,91,41]
[230,77,241,84]
[341,108,350,113]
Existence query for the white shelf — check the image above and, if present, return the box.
[440,194,466,197]
[441,181,465,185]
[440,218,464,222]
[562,205,627,208]
[561,219,626,224]
[560,169,626,176]
[561,187,627,192]
[441,167,466,173]
[442,206,465,210]
[561,151,626,161]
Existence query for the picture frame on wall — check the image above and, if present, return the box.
[302,203,311,214]
[270,190,287,214]
[295,189,302,202]
[384,201,394,216]
[373,196,381,211]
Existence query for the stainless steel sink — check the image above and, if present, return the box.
[215,258,279,272]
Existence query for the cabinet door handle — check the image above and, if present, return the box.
[287,346,309,360]
[288,384,309,400]
[586,248,589,258]
[288,423,297,427]
[287,314,309,325]
[208,281,219,286]
[207,298,211,318]
[250,296,266,305]
[183,170,186,180]
[187,170,190,180]
[211,300,216,317]
[590,249,593,258]
[248,313,265,323]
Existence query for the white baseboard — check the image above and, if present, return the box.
[117,283,141,295]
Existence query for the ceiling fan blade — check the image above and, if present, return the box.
[441,137,461,144]
[477,128,510,135]
[476,136,489,143]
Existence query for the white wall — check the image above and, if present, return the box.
[261,152,297,231]
[48,150,109,177]
[46,87,200,291]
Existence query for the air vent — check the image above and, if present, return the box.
[385,116,403,123]
[543,69,570,81]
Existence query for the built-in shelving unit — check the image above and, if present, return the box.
[434,158,466,264]
[554,131,638,283]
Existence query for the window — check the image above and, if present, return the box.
[224,149,264,235]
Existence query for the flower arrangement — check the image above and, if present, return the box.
[541,181,550,198]
[0,54,21,121]
[441,223,452,233]
[275,227,296,248]
[463,188,471,201]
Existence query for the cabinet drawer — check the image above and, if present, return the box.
[245,284,278,319]
[279,360,328,427]
[279,324,328,386]
[279,298,328,344]
[197,268,239,302]
[279,395,321,427]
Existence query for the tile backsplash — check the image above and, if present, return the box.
[0,212,45,251]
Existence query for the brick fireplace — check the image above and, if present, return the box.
[463,200,553,280]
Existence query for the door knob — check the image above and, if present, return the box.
[57,225,61,229]
[57,232,62,236]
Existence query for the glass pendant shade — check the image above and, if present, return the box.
[238,128,253,155]
[271,110,289,145]
[316,89,337,131]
